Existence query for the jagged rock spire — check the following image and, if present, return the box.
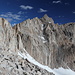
[40,14,54,25]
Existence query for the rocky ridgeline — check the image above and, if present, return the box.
[0,14,75,75]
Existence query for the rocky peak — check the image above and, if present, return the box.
[40,14,54,25]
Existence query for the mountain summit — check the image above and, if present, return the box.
[0,15,75,75]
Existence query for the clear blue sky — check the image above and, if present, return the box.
[0,0,75,25]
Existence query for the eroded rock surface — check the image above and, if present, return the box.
[0,15,75,75]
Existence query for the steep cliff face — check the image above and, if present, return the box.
[13,15,75,70]
[0,15,75,75]
[0,18,17,52]
[0,17,52,75]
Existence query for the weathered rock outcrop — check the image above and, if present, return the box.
[0,14,75,75]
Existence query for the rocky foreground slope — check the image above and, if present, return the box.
[0,14,75,75]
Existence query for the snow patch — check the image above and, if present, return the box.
[49,22,51,23]
[38,36,47,43]
[43,40,47,43]
[54,67,75,75]
[18,52,27,59]
[40,36,45,40]
[41,24,44,30]
[38,36,45,40]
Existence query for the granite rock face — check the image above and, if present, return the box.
[0,18,52,75]
[0,15,75,75]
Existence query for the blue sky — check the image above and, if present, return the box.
[0,0,75,25]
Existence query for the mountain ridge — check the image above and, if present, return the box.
[0,15,75,75]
